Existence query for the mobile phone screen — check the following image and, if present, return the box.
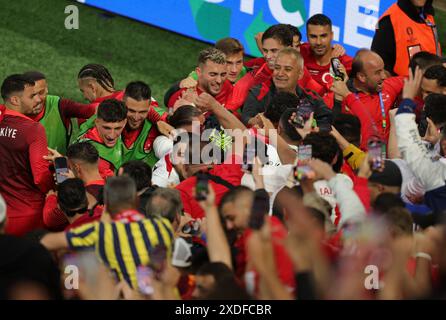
[195,173,209,201]
[367,138,385,170]
[249,192,269,230]
[330,58,344,81]
[242,142,256,172]
[54,157,69,184]
[136,266,154,295]
[295,145,315,181]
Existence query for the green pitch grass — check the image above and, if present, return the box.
[0,0,208,104]
[0,0,445,105]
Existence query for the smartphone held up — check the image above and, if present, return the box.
[367,137,386,171]
[195,172,209,201]
[294,145,316,181]
[54,156,69,184]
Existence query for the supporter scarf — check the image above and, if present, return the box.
[112,209,145,223]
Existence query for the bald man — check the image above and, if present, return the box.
[330,49,405,149]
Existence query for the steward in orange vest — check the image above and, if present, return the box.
[372,0,441,77]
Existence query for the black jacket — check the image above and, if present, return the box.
[371,0,435,75]
[242,82,333,127]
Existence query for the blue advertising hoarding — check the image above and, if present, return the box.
[78,0,395,57]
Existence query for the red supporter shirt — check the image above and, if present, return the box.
[300,43,353,88]
[175,154,243,219]
[0,106,54,235]
[244,216,296,295]
[342,77,405,150]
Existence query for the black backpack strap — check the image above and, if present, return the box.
[202,172,235,190]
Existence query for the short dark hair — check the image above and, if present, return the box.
[262,24,293,47]
[57,178,88,217]
[124,81,151,101]
[97,99,127,122]
[333,114,361,147]
[120,160,152,191]
[287,24,302,41]
[66,142,99,164]
[197,261,234,278]
[306,14,332,29]
[279,108,303,142]
[303,132,340,167]
[265,92,300,124]
[145,188,182,222]
[384,207,414,236]
[215,38,244,56]
[1,74,35,101]
[409,51,442,73]
[104,176,137,215]
[22,71,46,82]
[424,65,446,87]
[78,63,114,91]
[218,186,253,213]
[425,93,446,126]
[168,105,202,129]
[373,192,405,213]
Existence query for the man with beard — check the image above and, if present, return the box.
[242,48,332,127]
[23,71,96,154]
[122,81,166,167]
[299,14,353,87]
[166,48,232,112]
[0,74,53,236]
[330,49,405,150]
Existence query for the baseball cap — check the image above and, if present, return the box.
[369,160,403,187]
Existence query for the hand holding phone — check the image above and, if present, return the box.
[242,139,256,172]
[54,157,69,184]
[330,57,345,81]
[294,145,316,181]
[195,173,209,201]
[136,266,155,295]
[249,190,270,230]
[367,137,386,171]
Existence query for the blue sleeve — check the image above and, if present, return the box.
[396,98,417,115]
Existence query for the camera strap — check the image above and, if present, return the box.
[200,172,235,190]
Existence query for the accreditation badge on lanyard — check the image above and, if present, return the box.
[377,92,387,159]
[420,12,441,56]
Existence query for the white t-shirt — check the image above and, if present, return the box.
[241,144,295,194]
[151,136,179,187]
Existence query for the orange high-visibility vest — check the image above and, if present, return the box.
[379,3,441,76]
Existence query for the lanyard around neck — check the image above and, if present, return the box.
[379,92,386,130]
[419,12,441,56]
